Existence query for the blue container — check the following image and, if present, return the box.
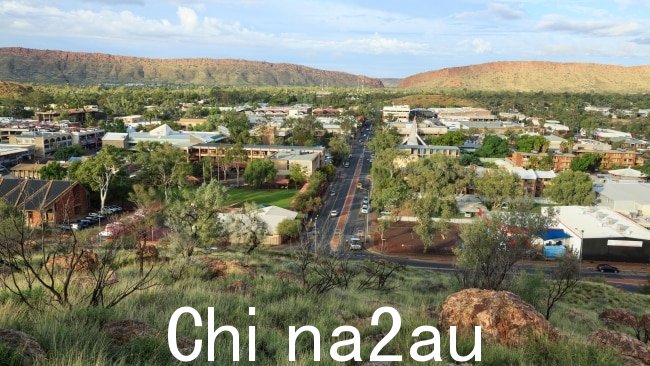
[543,244,567,259]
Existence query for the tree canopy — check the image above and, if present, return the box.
[475,169,523,210]
[570,153,601,172]
[243,158,277,188]
[476,135,509,157]
[39,162,67,180]
[544,170,595,205]
[515,135,549,153]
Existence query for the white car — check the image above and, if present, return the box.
[330,210,338,217]
[361,205,369,214]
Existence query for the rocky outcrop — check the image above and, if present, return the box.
[600,308,638,328]
[0,329,46,365]
[0,47,383,87]
[102,320,154,345]
[589,329,650,366]
[399,61,650,93]
[438,288,558,346]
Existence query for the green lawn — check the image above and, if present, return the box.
[225,187,298,209]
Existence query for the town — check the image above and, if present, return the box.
[1,85,649,364]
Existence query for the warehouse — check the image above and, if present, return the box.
[546,206,650,263]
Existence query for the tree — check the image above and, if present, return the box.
[53,144,85,161]
[367,127,400,154]
[570,152,601,172]
[426,131,467,146]
[288,163,307,188]
[475,169,523,209]
[515,135,549,153]
[476,135,509,158]
[226,202,269,254]
[71,146,122,211]
[328,134,351,164]
[454,202,556,290]
[544,170,595,205]
[243,158,277,188]
[339,115,357,136]
[544,254,580,320]
[276,218,301,242]
[286,116,322,146]
[224,143,247,186]
[39,161,67,180]
[134,141,191,200]
[166,181,227,257]
[414,194,451,253]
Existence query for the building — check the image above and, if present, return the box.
[221,205,299,245]
[177,118,208,130]
[596,183,650,217]
[270,151,322,177]
[0,127,31,144]
[382,105,410,122]
[607,167,647,181]
[0,178,89,226]
[189,143,325,167]
[8,131,72,157]
[0,145,33,167]
[593,128,632,141]
[494,160,556,197]
[10,164,45,180]
[607,137,649,151]
[101,124,225,152]
[544,134,567,152]
[70,128,104,150]
[547,206,650,263]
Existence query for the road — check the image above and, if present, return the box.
[314,123,373,254]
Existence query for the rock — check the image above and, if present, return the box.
[135,245,159,260]
[0,329,46,365]
[438,288,558,346]
[589,329,650,366]
[599,308,638,329]
[102,320,154,344]
[47,250,98,271]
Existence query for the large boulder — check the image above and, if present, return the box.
[599,308,638,328]
[0,329,46,365]
[102,320,154,344]
[439,288,558,346]
[589,329,650,366]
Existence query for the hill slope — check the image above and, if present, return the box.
[0,47,383,87]
[399,61,650,93]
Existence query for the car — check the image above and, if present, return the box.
[330,210,338,217]
[72,220,90,230]
[596,264,620,273]
[344,162,350,168]
[57,224,72,231]
[356,182,363,189]
[330,190,336,196]
[349,237,362,250]
[361,205,369,214]
[362,197,369,204]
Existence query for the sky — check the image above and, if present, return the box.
[1,0,649,78]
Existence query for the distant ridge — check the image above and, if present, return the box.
[399,61,650,93]
[0,47,383,88]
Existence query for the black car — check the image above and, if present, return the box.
[596,264,620,273]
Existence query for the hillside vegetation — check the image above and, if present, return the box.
[0,48,383,88]
[0,80,32,96]
[1,246,648,365]
[399,61,650,93]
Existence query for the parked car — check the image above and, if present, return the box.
[361,205,369,214]
[596,264,620,273]
[330,210,338,217]
[362,196,369,204]
[349,237,362,250]
[57,224,72,231]
[71,220,90,230]
[330,189,336,196]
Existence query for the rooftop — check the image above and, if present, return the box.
[596,182,650,204]
[549,206,650,240]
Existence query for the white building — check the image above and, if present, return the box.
[382,105,410,122]
[596,182,650,217]
[593,128,632,140]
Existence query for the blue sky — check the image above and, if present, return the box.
[1,0,649,77]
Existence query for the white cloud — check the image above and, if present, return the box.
[537,14,642,37]
[487,3,525,19]
[176,6,198,33]
[459,38,492,53]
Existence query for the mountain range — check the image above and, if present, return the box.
[0,47,383,88]
[2,48,650,93]
[399,61,650,93]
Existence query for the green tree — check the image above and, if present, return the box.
[426,131,467,146]
[70,146,123,211]
[414,194,451,253]
[226,202,269,254]
[286,116,322,146]
[570,152,601,172]
[515,135,549,153]
[475,169,523,210]
[276,218,301,242]
[166,180,227,257]
[53,144,85,161]
[328,134,351,164]
[134,141,191,200]
[476,135,509,158]
[39,162,67,180]
[367,127,400,153]
[455,203,556,290]
[224,143,248,186]
[544,170,595,205]
[288,163,307,188]
[243,158,277,188]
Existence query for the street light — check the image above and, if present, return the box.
[575,227,584,277]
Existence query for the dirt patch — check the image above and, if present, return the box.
[202,258,255,279]
[0,328,46,364]
[372,221,460,255]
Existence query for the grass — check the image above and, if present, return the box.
[225,188,298,209]
[0,247,646,365]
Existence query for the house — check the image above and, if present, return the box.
[593,128,632,141]
[222,205,299,245]
[10,163,45,180]
[595,183,650,217]
[494,160,556,197]
[0,178,89,226]
[546,206,650,263]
